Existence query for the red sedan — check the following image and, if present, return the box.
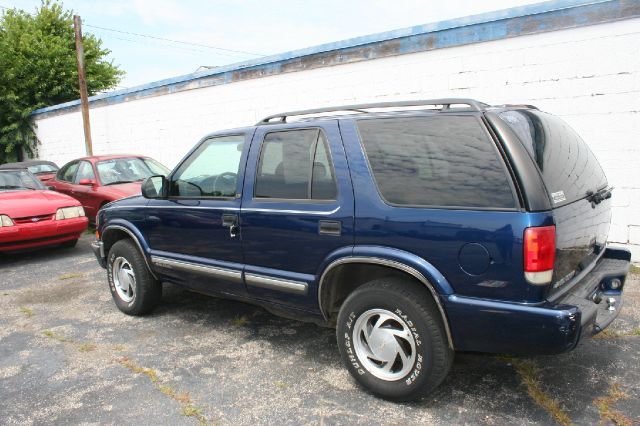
[48,155,169,222]
[0,168,88,253]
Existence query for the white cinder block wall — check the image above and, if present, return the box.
[33,12,640,258]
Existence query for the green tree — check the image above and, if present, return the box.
[0,0,124,162]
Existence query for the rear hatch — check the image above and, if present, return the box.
[498,109,611,296]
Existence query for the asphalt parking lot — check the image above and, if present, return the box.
[1,233,638,426]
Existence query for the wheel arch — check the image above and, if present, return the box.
[317,252,455,349]
[101,223,157,279]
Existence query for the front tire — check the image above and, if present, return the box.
[336,278,453,401]
[107,239,161,315]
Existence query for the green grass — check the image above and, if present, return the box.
[42,330,66,342]
[232,315,249,327]
[594,383,633,426]
[20,306,34,318]
[629,264,640,276]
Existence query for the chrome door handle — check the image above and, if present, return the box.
[222,214,239,238]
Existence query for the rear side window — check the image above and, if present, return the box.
[255,129,337,200]
[498,110,607,207]
[357,116,516,209]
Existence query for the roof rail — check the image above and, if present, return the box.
[497,104,539,110]
[256,98,488,125]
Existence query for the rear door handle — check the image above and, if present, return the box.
[319,220,341,236]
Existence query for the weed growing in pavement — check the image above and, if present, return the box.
[57,273,84,280]
[499,356,574,426]
[116,357,209,425]
[274,380,288,389]
[42,329,67,342]
[20,306,34,318]
[594,383,635,426]
[593,327,640,340]
[78,343,97,352]
[232,314,249,326]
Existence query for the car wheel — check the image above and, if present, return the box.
[107,239,161,315]
[60,239,78,248]
[336,278,453,401]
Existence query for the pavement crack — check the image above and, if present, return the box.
[116,356,211,426]
[501,356,574,426]
[594,383,638,426]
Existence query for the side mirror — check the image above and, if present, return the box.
[78,178,95,186]
[141,175,168,199]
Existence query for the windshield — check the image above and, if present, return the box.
[0,170,45,191]
[96,157,169,185]
[27,164,58,174]
[498,110,607,207]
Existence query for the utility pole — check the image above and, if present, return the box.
[73,15,93,156]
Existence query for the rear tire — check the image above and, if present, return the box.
[336,278,453,401]
[107,239,161,315]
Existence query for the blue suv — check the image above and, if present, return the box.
[92,99,630,400]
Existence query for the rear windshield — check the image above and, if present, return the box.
[498,110,607,207]
[356,115,516,209]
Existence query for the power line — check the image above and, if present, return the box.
[1,4,265,58]
[83,23,263,57]
[94,32,220,55]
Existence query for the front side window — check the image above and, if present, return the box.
[357,115,516,209]
[75,161,96,182]
[171,135,245,197]
[254,129,337,200]
[58,162,79,182]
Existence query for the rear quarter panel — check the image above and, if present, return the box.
[339,118,554,303]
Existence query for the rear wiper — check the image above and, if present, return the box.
[586,187,613,206]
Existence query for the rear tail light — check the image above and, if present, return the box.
[524,225,556,285]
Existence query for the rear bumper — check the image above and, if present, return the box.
[0,217,88,252]
[444,247,630,355]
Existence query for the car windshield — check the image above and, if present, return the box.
[0,170,45,191]
[27,164,58,174]
[96,157,169,186]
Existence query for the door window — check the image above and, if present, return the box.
[58,162,79,182]
[75,161,96,183]
[170,135,245,197]
[254,129,337,200]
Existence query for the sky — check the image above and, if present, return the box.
[1,0,545,89]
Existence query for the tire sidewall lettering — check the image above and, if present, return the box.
[343,307,426,386]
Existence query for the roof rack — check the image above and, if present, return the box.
[256,98,488,125]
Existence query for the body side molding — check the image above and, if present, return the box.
[151,256,243,283]
[245,273,309,295]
